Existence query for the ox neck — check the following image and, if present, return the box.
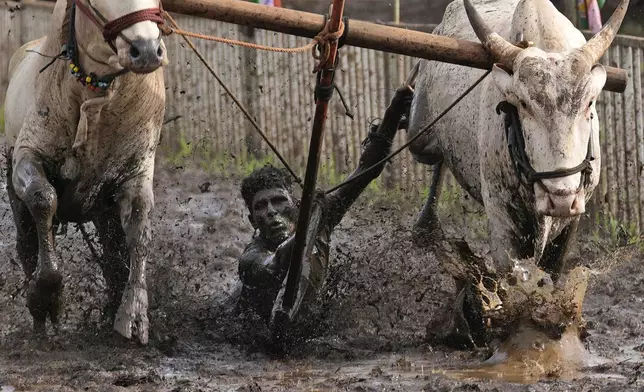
[65,2,128,92]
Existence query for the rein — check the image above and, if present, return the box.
[495,101,595,192]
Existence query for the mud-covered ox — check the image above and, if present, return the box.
[410,0,628,273]
[3,0,168,344]
[408,0,629,341]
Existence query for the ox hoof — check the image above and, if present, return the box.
[114,285,149,345]
[26,271,64,336]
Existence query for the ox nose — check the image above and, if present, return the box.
[545,192,583,216]
[128,38,164,72]
[534,178,585,217]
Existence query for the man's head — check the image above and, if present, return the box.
[241,165,298,247]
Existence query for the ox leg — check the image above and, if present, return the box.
[412,162,446,246]
[436,208,530,348]
[112,172,154,345]
[94,212,129,324]
[10,153,63,334]
[539,219,579,282]
[6,165,38,295]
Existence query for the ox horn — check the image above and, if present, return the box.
[574,0,630,65]
[463,0,522,68]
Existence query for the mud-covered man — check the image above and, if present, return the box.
[234,82,414,342]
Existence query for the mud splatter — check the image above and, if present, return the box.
[0,159,642,391]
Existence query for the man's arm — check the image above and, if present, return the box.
[238,241,282,289]
[324,84,414,230]
[238,230,301,287]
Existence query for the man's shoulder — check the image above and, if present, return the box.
[240,236,272,259]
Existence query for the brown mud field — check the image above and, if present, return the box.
[0,160,642,391]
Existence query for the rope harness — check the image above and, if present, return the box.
[496,101,595,193]
[74,0,166,54]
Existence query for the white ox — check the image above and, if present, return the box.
[3,0,168,344]
[408,0,629,279]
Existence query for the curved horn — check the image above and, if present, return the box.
[575,0,630,65]
[463,0,522,68]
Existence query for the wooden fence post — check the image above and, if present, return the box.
[562,0,579,27]
[239,24,264,160]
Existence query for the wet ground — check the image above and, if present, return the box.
[0,159,642,391]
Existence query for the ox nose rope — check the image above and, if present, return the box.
[496,101,595,191]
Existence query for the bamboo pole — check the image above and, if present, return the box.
[161,0,628,93]
[272,0,346,343]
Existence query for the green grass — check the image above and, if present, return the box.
[590,210,641,249]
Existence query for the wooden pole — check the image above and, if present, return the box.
[239,24,264,159]
[394,0,404,85]
[161,0,628,93]
[270,0,346,346]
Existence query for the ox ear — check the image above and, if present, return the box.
[589,64,608,94]
[491,63,514,96]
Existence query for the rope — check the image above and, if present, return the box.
[162,11,303,186]
[311,20,345,73]
[325,70,492,194]
[160,17,345,72]
[164,27,318,54]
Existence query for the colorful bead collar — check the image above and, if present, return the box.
[65,3,128,92]
[67,57,127,92]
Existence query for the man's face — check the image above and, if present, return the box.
[251,188,297,246]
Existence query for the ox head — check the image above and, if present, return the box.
[464,0,629,217]
[74,0,168,73]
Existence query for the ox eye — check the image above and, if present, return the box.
[520,100,527,109]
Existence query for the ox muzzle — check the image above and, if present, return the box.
[496,102,595,217]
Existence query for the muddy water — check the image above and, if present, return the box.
[0,161,642,391]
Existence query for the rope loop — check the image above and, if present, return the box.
[311,20,345,73]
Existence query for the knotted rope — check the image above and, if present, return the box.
[159,14,345,72]
[311,19,345,72]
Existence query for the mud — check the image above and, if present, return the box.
[0,159,642,391]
